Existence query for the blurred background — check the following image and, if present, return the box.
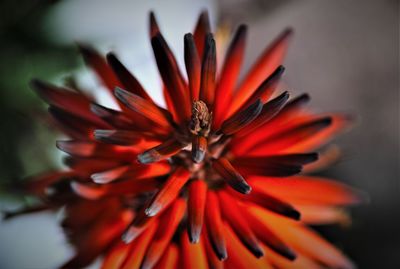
[0,0,398,268]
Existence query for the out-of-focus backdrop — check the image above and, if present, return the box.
[0,0,398,268]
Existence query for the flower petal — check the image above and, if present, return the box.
[187,179,207,243]
[212,157,251,194]
[145,167,190,217]
[199,33,217,106]
[227,28,292,117]
[213,24,247,128]
[138,138,188,164]
[220,99,263,135]
[205,191,227,260]
[184,33,201,101]
[218,191,264,258]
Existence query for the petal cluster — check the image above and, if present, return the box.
[8,11,364,269]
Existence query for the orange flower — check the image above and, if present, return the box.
[10,11,364,269]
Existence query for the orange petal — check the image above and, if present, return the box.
[224,223,272,269]
[235,91,289,138]
[250,176,366,206]
[241,65,285,108]
[218,191,264,258]
[241,208,296,260]
[141,198,186,269]
[184,33,201,101]
[199,33,217,106]
[120,220,159,269]
[202,226,224,269]
[212,157,251,194]
[296,205,351,226]
[247,117,332,155]
[187,179,207,243]
[213,24,247,128]
[181,232,209,269]
[205,191,227,260]
[153,244,179,269]
[220,99,263,135]
[227,28,292,118]
[230,187,300,220]
[101,241,130,269]
[248,206,355,269]
[145,167,190,217]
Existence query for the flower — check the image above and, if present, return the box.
[10,11,364,269]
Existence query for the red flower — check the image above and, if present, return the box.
[10,11,364,269]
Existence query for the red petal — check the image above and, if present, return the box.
[199,33,216,106]
[233,153,318,177]
[213,25,247,128]
[204,191,227,260]
[212,157,251,194]
[187,179,207,243]
[227,29,292,118]
[106,53,154,102]
[151,34,191,123]
[115,87,172,129]
[138,138,187,164]
[218,191,264,258]
[192,135,207,163]
[220,99,263,135]
[184,33,201,101]
[120,220,159,269]
[141,198,186,269]
[153,244,179,269]
[235,91,289,137]
[181,232,209,269]
[145,167,190,217]
[193,11,211,56]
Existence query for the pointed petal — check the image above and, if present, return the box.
[94,129,155,146]
[151,33,191,122]
[243,65,285,108]
[149,11,160,37]
[212,157,251,194]
[224,224,272,269]
[106,53,153,101]
[115,87,171,129]
[213,24,247,128]
[220,99,263,135]
[141,198,186,269]
[181,232,209,269]
[251,176,366,206]
[120,220,159,269]
[231,187,300,220]
[233,153,318,177]
[248,117,333,155]
[248,206,355,269]
[145,167,190,217]
[184,33,201,101]
[100,242,130,269]
[77,44,121,92]
[153,244,179,269]
[205,191,227,260]
[203,227,224,269]
[193,10,211,56]
[187,179,207,243]
[236,91,290,137]
[138,138,187,164]
[30,79,104,125]
[228,29,292,117]
[199,33,217,106]
[192,135,207,163]
[218,191,264,258]
[242,209,297,260]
